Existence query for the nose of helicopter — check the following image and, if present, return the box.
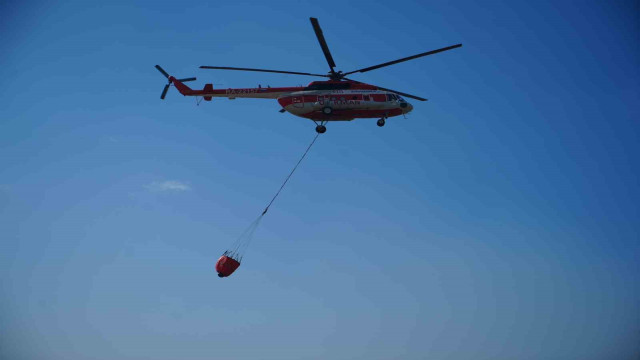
[400,101,413,113]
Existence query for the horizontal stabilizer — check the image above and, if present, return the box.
[203,84,213,101]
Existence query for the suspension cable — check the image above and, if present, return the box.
[224,132,321,261]
[262,132,320,216]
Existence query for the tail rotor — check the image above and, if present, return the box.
[155,65,196,100]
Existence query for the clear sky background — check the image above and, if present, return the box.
[1,1,638,359]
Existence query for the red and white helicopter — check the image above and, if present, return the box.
[156,17,461,133]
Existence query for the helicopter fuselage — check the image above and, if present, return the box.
[277,89,413,121]
[170,78,413,121]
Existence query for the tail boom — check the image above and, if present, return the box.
[170,78,303,100]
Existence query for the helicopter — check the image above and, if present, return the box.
[156,17,461,134]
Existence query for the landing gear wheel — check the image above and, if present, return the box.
[322,106,333,115]
[315,125,327,134]
[377,118,386,127]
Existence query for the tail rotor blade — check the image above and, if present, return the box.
[155,65,170,79]
[160,84,170,99]
[156,65,195,99]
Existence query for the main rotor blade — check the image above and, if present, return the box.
[343,44,462,76]
[160,84,170,99]
[155,65,170,78]
[344,77,427,101]
[200,66,328,77]
[177,77,197,82]
[375,85,428,101]
[310,17,337,71]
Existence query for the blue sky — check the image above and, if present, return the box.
[1,0,638,359]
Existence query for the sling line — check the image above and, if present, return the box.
[262,132,320,216]
[225,132,320,261]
